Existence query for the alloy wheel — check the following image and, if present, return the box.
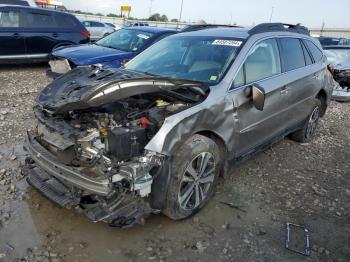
[306,106,320,139]
[178,152,216,210]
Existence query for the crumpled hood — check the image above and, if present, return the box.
[52,44,133,65]
[36,67,202,115]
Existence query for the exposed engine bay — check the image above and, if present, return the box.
[35,95,191,196]
[24,67,208,227]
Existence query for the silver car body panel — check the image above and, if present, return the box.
[145,31,333,158]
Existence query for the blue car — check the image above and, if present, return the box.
[48,26,177,77]
[0,5,90,64]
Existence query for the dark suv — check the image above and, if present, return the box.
[24,23,333,227]
[0,5,89,64]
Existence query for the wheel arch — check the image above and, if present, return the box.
[149,130,228,210]
[196,130,228,177]
[316,89,328,117]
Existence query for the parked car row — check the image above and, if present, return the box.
[48,26,177,76]
[317,36,349,47]
[0,4,168,65]
[81,20,116,41]
[22,22,334,227]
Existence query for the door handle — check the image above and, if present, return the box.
[52,33,58,37]
[280,86,290,95]
[13,33,21,38]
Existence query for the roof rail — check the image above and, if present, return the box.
[181,24,242,32]
[248,23,310,36]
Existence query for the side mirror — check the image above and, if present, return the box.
[252,84,265,111]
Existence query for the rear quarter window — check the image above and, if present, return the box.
[300,41,313,66]
[304,40,323,62]
[54,14,77,29]
[279,38,306,71]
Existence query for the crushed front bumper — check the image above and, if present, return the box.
[24,131,111,196]
[23,131,154,227]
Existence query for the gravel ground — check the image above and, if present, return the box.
[0,65,349,262]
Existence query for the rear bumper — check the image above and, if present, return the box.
[24,131,111,196]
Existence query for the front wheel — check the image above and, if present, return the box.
[162,135,221,220]
[290,99,321,143]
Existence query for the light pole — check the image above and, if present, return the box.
[149,0,154,17]
[269,6,274,22]
[179,0,184,22]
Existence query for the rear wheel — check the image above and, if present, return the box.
[162,135,221,220]
[290,99,321,143]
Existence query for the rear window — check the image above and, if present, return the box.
[26,12,55,28]
[0,10,19,27]
[304,40,323,62]
[54,14,76,28]
[279,38,305,71]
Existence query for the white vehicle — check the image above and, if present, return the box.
[82,20,114,41]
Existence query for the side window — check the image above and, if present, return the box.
[279,38,305,71]
[0,10,20,27]
[233,66,245,87]
[54,14,76,28]
[245,38,281,84]
[300,40,313,66]
[26,12,55,28]
[232,38,281,88]
[83,21,91,27]
[304,40,323,62]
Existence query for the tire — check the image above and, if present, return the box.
[290,99,321,143]
[162,134,221,220]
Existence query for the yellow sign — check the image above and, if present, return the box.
[120,6,131,12]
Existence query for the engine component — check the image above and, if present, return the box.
[107,127,147,161]
[112,158,156,197]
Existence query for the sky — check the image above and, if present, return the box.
[60,0,350,28]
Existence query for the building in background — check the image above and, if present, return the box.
[34,0,66,11]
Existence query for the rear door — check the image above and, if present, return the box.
[0,7,25,57]
[229,38,291,157]
[278,37,320,127]
[22,9,58,56]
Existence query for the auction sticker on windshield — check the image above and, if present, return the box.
[212,39,242,47]
[137,34,150,40]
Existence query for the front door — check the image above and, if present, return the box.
[228,38,292,157]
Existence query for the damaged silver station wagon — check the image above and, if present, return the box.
[24,23,333,227]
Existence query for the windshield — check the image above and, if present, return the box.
[96,29,154,52]
[324,49,350,69]
[125,36,244,83]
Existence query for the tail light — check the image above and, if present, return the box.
[81,30,90,38]
[327,64,334,75]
